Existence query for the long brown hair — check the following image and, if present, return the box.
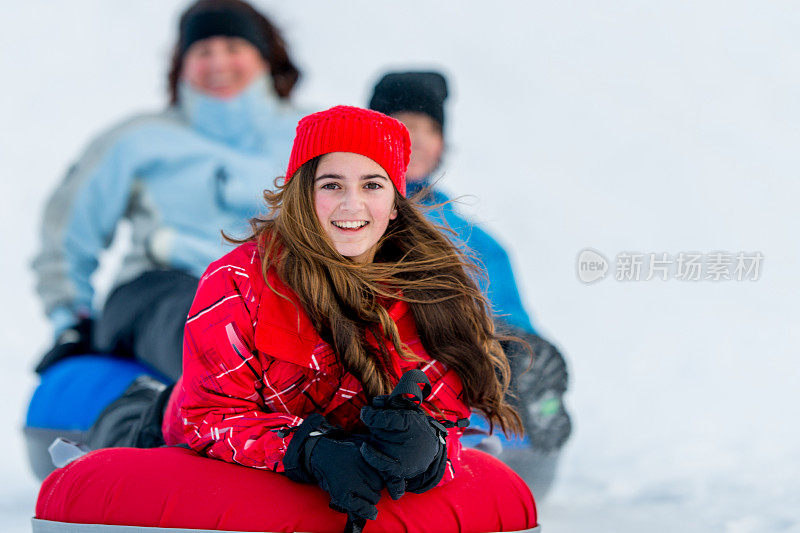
[230,157,523,436]
[167,0,300,103]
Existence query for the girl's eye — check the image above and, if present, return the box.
[320,182,339,190]
[364,182,382,190]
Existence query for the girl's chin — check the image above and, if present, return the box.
[339,249,368,258]
[336,246,377,263]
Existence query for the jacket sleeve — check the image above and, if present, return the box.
[32,122,142,335]
[178,259,303,471]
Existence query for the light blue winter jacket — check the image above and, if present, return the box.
[408,179,537,335]
[33,76,304,335]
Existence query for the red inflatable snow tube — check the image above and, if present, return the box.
[36,447,538,532]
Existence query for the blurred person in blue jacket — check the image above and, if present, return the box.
[32,0,305,381]
[369,71,572,498]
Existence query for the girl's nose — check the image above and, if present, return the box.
[340,187,365,211]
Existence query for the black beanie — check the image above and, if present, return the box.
[179,4,270,60]
[369,71,449,130]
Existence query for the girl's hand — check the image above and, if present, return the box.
[283,413,384,522]
[359,369,448,499]
[307,435,384,521]
[360,403,447,499]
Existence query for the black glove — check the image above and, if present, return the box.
[35,317,94,374]
[283,413,384,522]
[505,331,572,452]
[359,369,449,500]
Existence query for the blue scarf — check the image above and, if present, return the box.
[177,75,278,152]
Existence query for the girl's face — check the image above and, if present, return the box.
[314,152,398,263]
[182,36,268,99]
[392,112,444,182]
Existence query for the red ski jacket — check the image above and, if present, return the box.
[163,242,471,484]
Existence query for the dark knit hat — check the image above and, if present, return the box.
[179,1,270,60]
[286,106,411,197]
[369,71,449,130]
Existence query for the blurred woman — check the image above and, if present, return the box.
[32,0,304,381]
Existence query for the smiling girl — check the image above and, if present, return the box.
[162,106,525,525]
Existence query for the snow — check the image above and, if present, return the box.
[2,1,799,532]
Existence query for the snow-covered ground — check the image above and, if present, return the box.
[2,1,799,531]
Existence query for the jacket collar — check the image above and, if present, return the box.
[253,268,321,369]
[406,176,453,207]
[253,267,411,372]
[405,176,432,198]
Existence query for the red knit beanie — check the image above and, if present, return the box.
[285,105,411,197]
